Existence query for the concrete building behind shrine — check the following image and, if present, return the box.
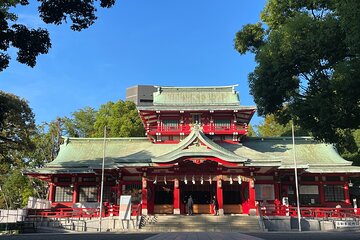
[26,85,360,216]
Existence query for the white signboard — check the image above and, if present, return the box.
[335,220,359,228]
[119,195,132,220]
[27,197,52,209]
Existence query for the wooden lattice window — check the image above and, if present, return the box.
[162,119,179,130]
[299,185,320,205]
[324,185,344,202]
[214,119,231,129]
[79,186,98,202]
[54,186,73,202]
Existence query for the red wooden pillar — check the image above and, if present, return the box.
[148,182,154,214]
[274,181,280,202]
[157,116,161,132]
[141,177,148,215]
[173,179,180,214]
[117,183,122,205]
[344,183,350,204]
[217,176,224,215]
[49,182,55,202]
[249,180,256,214]
[319,182,325,205]
[72,183,78,204]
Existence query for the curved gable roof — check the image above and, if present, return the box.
[152,125,246,163]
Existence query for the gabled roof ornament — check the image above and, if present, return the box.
[191,123,202,132]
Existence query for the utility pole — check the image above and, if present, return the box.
[99,126,106,232]
[292,121,302,232]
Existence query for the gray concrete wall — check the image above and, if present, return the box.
[263,216,335,232]
[85,216,139,232]
[263,216,291,231]
[290,218,321,231]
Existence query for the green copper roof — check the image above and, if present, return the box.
[28,132,360,174]
[239,137,354,172]
[153,85,240,106]
[46,137,178,169]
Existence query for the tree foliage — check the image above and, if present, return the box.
[63,107,97,137]
[93,101,145,137]
[234,0,360,149]
[0,0,116,72]
[337,129,360,165]
[0,91,35,176]
[246,124,257,137]
[0,91,145,208]
[256,114,308,137]
[60,102,145,138]
[1,169,34,209]
[27,120,65,168]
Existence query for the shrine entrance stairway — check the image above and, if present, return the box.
[139,215,263,232]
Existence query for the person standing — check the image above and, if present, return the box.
[187,195,194,215]
[212,195,219,216]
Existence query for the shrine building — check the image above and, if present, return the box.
[26,85,360,216]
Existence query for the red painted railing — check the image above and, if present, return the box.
[27,204,142,219]
[259,205,360,219]
[147,124,247,135]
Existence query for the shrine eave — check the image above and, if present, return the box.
[137,105,256,111]
[305,165,360,174]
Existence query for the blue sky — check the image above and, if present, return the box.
[1,0,266,127]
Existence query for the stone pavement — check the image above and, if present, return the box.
[145,232,264,240]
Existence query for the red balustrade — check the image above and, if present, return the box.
[258,205,360,219]
[27,204,142,219]
[147,124,247,136]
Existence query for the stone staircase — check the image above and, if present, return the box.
[139,215,263,232]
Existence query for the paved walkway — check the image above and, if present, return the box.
[145,232,263,240]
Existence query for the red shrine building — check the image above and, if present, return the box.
[26,85,360,216]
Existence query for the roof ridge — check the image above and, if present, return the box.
[246,136,315,141]
[154,85,239,89]
[61,136,149,141]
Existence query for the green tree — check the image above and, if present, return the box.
[234,0,360,149]
[257,114,308,137]
[0,169,34,209]
[337,129,360,165]
[0,91,35,178]
[27,122,61,168]
[0,0,116,72]
[63,107,97,137]
[94,100,145,137]
[0,92,54,208]
[246,124,257,137]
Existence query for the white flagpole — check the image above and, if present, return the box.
[292,121,302,232]
[99,126,106,232]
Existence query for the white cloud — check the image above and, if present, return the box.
[17,14,45,28]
